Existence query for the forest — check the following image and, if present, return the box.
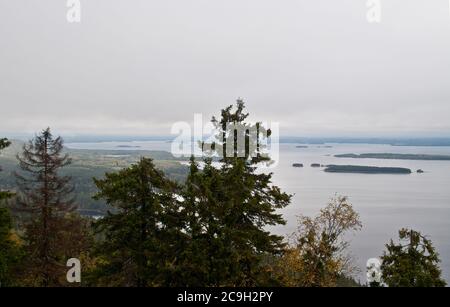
[0,103,447,287]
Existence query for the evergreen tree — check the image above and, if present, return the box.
[177,157,229,286]
[380,228,446,287]
[15,128,89,286]
[0,138,21,287]
[181,101,291,286]
[92,157,183,286]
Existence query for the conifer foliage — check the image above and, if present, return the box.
[92,157,182,286]
[15,128,89,286]
[380,228,446,287]
[180,101,291,286]
[91,102,291,286]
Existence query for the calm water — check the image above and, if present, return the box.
[272,143,450,283]
[66,141,450,283]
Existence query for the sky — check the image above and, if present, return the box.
[1,0,450,137]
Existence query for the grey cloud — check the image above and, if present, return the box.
[1,0,450,136]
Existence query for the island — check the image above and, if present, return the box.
[292,163,304,167]
[116,145,142,148]
[296,145,309,148]
[335,153,450,161]
[311,163,322,168]
[324,165,412,174]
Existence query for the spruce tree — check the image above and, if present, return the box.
[178,157,229,286]
[181,101,291,286]
[15,128,89,286]
[380,228,446,287]
[92,157,183,286]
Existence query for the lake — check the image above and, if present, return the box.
[66,141,450,284]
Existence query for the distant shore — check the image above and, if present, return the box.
[335,153,450,161]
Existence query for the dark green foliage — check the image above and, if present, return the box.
[324,165,412,174]
[92,157,183,286]
[179,101,291,286]
[0,206,22,287]
[381,228,446,287]
[0,207,13,283]
[90,102,291,287]
[336,275,362,287]
[0,139,22,287]
[206,100,272,164]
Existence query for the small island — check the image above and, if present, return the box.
[296,145,309,148]
[116,145,141,148]
[335,153,450,161]
[324,165,412,174]
[311,163,322,168]
[292,163,304,168]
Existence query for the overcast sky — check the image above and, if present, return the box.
[1,0,450,137]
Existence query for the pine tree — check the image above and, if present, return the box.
[380,228,446,287]
[181,101,291,286]
[15,128,89,286]
[92,157,183,286]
